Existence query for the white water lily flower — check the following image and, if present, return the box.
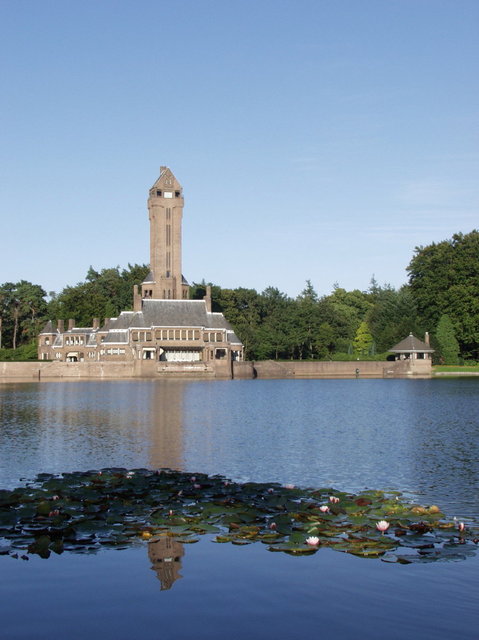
[376,520,390,533]
[306,536,320,546]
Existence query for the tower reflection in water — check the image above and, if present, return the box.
[148,536,185,590]
[147,380,188,590]
[148,380,188,472]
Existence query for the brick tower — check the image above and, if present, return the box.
[141,167,189,300]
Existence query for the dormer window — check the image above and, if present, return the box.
[175,191,180,197]
[156,190,162,196]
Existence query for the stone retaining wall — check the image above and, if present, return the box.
[0,358,431,381]
[0,360,226,380]
[252,359,430,379]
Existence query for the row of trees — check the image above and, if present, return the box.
[1,230,478,363]
[0,265,148,356]
[188,280,423,361]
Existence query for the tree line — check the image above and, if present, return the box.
[1,230,478,364]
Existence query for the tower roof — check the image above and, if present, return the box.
[142,270,155,284]
[150,167,182,192]
[39,320,56,334]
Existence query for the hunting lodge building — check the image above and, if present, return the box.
[38,168,244,370]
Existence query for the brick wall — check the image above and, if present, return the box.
[0,358,431,381]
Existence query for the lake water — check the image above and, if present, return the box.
[1,378,478,639]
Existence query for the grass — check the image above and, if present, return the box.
[433,364,479,373]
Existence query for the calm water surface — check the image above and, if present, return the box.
[1,379,478,639]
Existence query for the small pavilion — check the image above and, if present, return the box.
[390,333,434,361]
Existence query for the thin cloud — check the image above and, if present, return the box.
[398,179,478,208]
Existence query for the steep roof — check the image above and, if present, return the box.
[390,334,434,353]
[143,299,208,327]
[39,320,56,334]
[102,330,129,344]
[150,167,182,192]
[107,299,236,332]
[226,331,242,345]
[142,270,155,284]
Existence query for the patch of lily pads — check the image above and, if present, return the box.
[0,468,477,564]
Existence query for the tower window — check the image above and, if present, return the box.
[156,190,162,196]
[175,191,180,197]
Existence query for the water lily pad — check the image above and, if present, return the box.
[0,468,476,563]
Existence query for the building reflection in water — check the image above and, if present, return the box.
[148,380,189,471]
[148,536,185,590]
[10,380,192,480]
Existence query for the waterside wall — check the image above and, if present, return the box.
[0,359,431,381]
[251,359,431,379]
[0,360,220,380]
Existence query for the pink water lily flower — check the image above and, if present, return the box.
[306,536,320,546]
[376,520,390,533]
[319,505,330,513]
[284,484,295,490]
[458,522,465,532]
[329,496,340,504]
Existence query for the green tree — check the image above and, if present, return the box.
[407,230,479,359]
[0,281,48,349]
[314,322,335,359]
[47,264,149,326]
[435,315,460,365]
[352,321,374,358]
[215,287,262,359]
[319,286,372,353]
[257,287,294,359]
[295,280,321,359]
[367,285,423,353]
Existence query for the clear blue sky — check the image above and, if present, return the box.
[1,0,478,298]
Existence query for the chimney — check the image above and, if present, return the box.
[68,318,75,331]
[424,331,430,346]
[92,318,99,330]
[204,285,212,313]
[57,319,64,333]
[133,285,142,312]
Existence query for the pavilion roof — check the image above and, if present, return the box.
[390,334,434,353]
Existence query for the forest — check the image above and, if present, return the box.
[1,230,478,364]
